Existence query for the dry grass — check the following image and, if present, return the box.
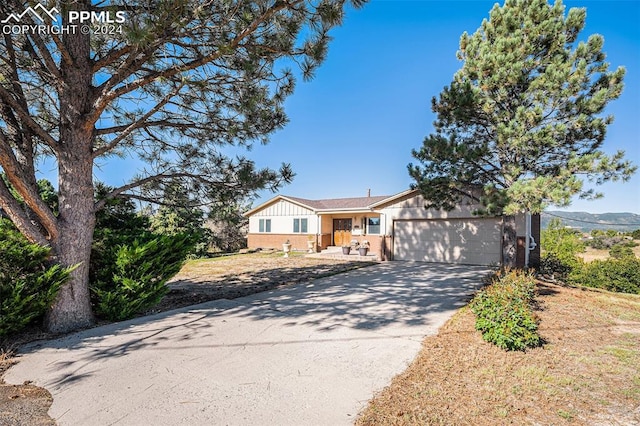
[578,244,640,263]
[153,251,376,312]
[578,247,611,262]
[0,348,54,426]
[357,282,640,425]
[0,350,16,378]
[175,250,357,277]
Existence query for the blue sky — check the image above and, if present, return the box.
[37,0,638,214]
[247,0,640,214]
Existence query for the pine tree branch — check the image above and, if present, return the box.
[0,86,60,151]
[93,170,250,213]
[0,177,50,246]
[92,83,184,158]
[88,0,304,125]
[50,33,74,68]
[22,27,63,84]
[118,193,219,209]
[0,135,59,240]
[1,36,41,184]
[92,44,136,72]
[8,35,52,85]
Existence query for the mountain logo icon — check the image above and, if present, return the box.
[1,4,60,24]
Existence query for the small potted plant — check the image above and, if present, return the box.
[282,239,291,258]
[358,240,370,256]
[341,244,351,255]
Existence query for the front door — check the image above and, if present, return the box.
[333,219,352,246]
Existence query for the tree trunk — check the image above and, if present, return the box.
[529,213,541,268]
[502,215,517,268]
[45,148,96,333]
[45,2,95,333]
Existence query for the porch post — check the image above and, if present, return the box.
[317,214,321,249]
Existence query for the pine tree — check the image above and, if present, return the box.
[409,0,635,266]
[0,0,367,332]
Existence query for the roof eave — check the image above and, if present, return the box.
[317,208,377,215]
[368,188,420,208]
[243,195,318,217]
[244,189,419,217]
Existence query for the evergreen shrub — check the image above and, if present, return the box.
[91,234,194,321]
[0,219,70,337]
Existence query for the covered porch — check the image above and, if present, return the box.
[314,211,390,260]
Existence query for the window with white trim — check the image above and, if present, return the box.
[367,217,380,234]
[293,218,308,233]
[259,218,271,233]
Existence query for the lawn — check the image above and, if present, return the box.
[356,282,640,425]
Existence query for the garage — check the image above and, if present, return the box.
[393,218,502,265]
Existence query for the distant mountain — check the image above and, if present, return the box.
[541,211,640,232]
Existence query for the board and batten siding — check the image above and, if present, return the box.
[248,199,318,234]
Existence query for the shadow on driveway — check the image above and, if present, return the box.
[6,262,491,425]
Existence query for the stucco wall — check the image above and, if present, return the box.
[248,215,319,235]
[378,193,487,235]
[248,199,319,235]
[378,192,529,236]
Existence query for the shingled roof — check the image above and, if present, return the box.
[284,195,392,211]
[244,189,421,217]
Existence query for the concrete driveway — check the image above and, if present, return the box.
[6,262,489,425]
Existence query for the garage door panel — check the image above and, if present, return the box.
[393,219,501,265]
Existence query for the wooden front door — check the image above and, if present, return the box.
[333,219,352,246]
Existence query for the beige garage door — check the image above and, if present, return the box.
[393,218,502,265]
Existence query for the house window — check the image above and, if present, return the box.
[367,217,380,234]
[259,218,271,233]
[293,218,308,233]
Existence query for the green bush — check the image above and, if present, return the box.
[569,257,640,295]
[609,244,635,259]
[150,211,213,260]
[538,252,578,281]
[91,234,195,321]
[90,187,197,321]
[541,219,585,260]
[470,270,541,351]
[0,219,70,337]
[540,219,584,280]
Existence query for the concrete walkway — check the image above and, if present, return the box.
[6,262,489,425]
